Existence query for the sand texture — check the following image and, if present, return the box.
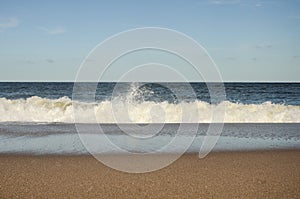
[0,150,299,198]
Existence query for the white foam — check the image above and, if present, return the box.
[0,96,299,123]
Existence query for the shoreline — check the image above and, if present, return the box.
[1,149,299,198]
[0,147,299,156]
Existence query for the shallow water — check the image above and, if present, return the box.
[0,123,299,155]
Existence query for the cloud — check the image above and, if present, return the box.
[226,56,236,61]
[25,60,35,64]
[85,59,96,63]
[40,26,66,35]
[293,55,300,59]
[0,17,20,32]
[208,0,270,7]
[45,59,54,63]
[288,15,300,20]
[254,43,272,49]
[209,0,240,5]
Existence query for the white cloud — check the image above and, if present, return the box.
[209,0,241,5]
[208,0,270,7]
[40,26,66,35]
[255,43,272,49]
[0,17,20,32]
[288,15,300,20]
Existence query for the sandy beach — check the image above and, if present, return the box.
[0,150,299,198]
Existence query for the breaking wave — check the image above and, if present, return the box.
[0,96,299,123]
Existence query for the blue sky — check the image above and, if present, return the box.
[0,0,299,81]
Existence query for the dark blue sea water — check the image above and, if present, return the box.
[0,82,299,105]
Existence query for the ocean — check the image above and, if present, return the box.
[0,82,299,154]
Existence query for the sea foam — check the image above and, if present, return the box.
[0,96,299,123]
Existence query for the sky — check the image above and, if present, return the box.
[0,0,299,82]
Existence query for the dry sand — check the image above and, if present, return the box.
[0,150,299,198]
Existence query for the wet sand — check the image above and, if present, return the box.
[0,150,299,198]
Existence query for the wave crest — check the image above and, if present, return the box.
[0,96,299,123]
